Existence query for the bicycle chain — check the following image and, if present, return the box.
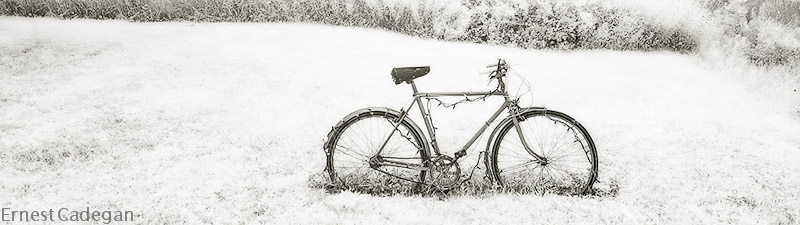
[371,161,454,192]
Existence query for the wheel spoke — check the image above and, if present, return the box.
[336,144,369,159]
[546,125,570,158]
[501,161,539,173]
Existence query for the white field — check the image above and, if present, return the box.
[1,17,799,224]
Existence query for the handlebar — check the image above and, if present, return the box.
[483,59,508,79]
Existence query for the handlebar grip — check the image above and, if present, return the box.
[485,63,497,68]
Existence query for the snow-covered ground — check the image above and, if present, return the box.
[1,17,799,224]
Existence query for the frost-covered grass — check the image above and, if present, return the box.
[2,17,799,224]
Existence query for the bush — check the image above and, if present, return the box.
[460,0,697,52]
[744,18,800,67]
[701,0,800,67]
[0,0,700,53]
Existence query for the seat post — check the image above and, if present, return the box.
[409,80,419,95]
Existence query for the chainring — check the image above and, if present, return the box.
[427,156,461,188]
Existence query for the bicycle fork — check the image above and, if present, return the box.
[510,112,548,164]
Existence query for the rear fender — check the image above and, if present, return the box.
[323,107,429,156]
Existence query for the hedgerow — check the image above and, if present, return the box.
[0,0,698,52]
[1,0,797,66]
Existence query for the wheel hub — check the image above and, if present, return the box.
[368,155,382,168]
[538,159,548,166]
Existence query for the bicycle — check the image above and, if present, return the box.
[323,59,598,195]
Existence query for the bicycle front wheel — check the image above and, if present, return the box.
[324,108,429,193]
[489,109,597,195]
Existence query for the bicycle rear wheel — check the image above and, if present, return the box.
[489,109,597,195]
[324,108,429,193]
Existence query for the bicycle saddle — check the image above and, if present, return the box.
[391,66,430,84]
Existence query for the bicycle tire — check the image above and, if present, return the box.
[489,109,598,195]
[324,107,430,193]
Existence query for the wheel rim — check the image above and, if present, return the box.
[329,114,426,190]
[493,112,596,194]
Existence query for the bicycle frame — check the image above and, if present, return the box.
[373,77,546,170]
